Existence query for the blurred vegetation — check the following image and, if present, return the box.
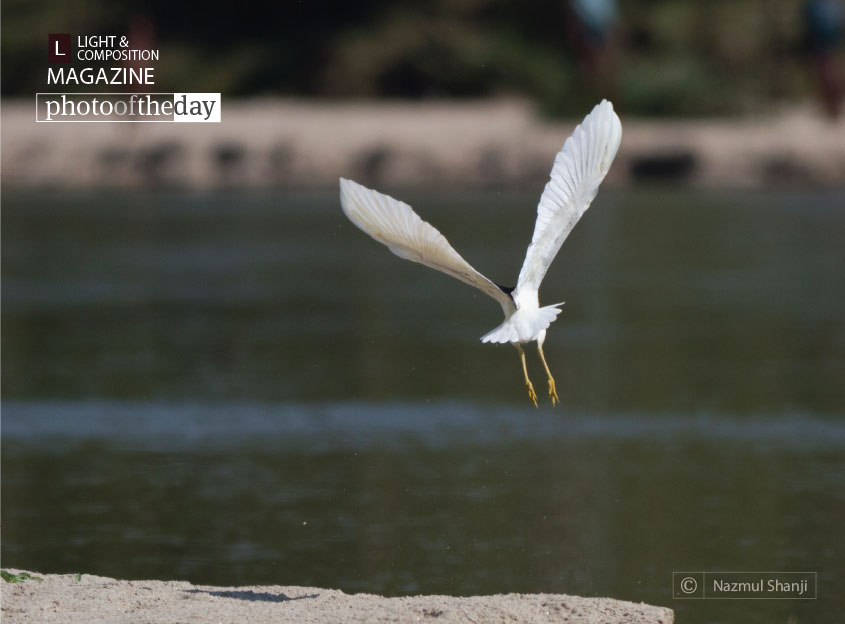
[2,0,840,116]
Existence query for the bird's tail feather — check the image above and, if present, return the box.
[480,304,564,344]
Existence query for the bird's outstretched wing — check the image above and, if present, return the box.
[513,100,622,305]
[340,178,515,313]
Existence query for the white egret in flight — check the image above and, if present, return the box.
[340,100,622,406]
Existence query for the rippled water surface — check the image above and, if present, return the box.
[3,188,844,623]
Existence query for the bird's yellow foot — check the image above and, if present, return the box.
[547,378,559,405]
[525,381,538,407]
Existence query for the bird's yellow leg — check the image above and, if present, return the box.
[515,344,538,407]
[537,344,559,405]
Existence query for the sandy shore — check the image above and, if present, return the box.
[3,98,843,189]
[1,570,673,623]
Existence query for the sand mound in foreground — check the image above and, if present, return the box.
[2,570,673,623]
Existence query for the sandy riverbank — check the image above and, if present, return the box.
[1,570,673,623]
[3,98,843,189]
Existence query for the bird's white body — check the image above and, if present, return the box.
[481,303,561,345]
[339,100,622,404]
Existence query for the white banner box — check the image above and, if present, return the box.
[172,93,221,123]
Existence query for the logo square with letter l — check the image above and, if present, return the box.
[49,34,71,63]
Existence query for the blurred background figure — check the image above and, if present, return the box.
[803,0,844,118]
[125,14,155,93]
[566,0,619,104]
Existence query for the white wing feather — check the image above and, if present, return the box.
[514,100,622,305]
[340,178,515,314]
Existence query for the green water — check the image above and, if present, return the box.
[3,188,844,623]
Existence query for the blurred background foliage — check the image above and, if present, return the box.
[2,0,841,116]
